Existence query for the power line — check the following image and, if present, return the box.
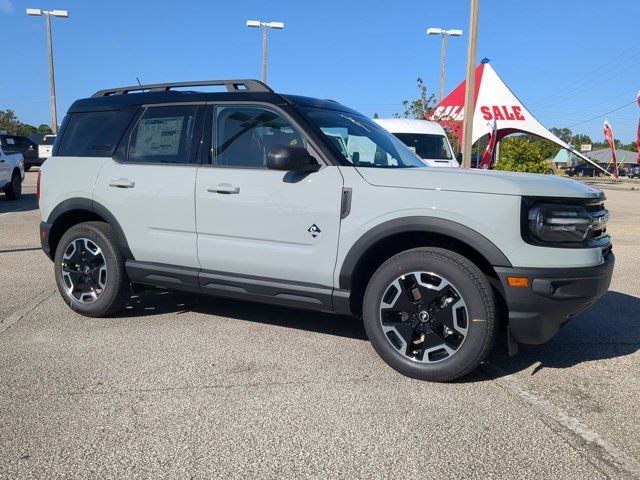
[563,100,636,129]
[531,40,640,105]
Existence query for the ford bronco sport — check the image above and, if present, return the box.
[39,79,614,381]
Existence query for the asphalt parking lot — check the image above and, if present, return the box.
[1,171,639,479]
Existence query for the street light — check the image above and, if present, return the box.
[26,8,69,134]
[246,20,285,84]
[427,27,463,102]
[461,0,480,169]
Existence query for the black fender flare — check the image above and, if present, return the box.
[338,216,512,290]
[46,197,134,260]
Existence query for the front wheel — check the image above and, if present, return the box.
[363,248,497,382]
[54,222,130,317]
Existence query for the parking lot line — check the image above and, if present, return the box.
[0,289,55,335]
[483,362,640,477]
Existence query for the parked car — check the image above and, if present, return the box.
[0,144,24,199]
[565,163,596,177]
[627,164,640,179]
[0,134,40,171]
[373,118,459,168]
[39,79,614,382]
[29,133,57,163]
[598,163,626,177]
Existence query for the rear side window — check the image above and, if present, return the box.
[127,105,199,164]
[57,110,134,157]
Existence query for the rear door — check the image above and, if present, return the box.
[195,103,344,289]
[94,104,205,268]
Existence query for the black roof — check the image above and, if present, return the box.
[68,79,360,116]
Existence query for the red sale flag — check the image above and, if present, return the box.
[603,119,618,178]
[479,119,497,169]
[636,91,640,165]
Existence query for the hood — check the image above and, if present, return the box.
[355,167,604,198]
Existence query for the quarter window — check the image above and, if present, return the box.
[214,106,305,168]
[57,111,124,157]
[128,105,198,164]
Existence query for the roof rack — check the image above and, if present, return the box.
[92,79,273,97]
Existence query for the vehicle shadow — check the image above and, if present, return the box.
[118,288,639,377]
[0,193,38,214]
[486,290,640,378]
[119,288,368,341]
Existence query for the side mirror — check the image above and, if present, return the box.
[267,145,320,172]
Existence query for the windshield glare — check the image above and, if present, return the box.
[303,107,428,168]
[393,133,453,160]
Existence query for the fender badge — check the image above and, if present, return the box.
[308,224,321,238]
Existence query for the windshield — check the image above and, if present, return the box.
[393,133,452,160]
[303,107,428,168]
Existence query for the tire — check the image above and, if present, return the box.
[54,221,130,317]
[4,171,22,200]
[363,247,497,382]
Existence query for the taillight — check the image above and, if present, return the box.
[36,171,41,204]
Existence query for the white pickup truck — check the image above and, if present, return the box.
[0,144,24,200]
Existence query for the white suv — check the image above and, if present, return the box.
[39,80,614,381]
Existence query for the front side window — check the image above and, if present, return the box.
[302,107,427,168]
[128,105,198,164]
[393,133,453,160]
[214,106,305,168]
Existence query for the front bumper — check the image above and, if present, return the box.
[495,252,614,345]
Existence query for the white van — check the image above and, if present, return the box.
[373,118,459,168]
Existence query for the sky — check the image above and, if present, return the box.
[1,0,639,144]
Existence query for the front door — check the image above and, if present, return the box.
[94,104,204,268]
[195,104,343,288]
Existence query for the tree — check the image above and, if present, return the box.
[571,133,592,149]
[494,137,551,174]
[400,78,436,119]
[0,110,51,136]
[550,127,572,144]
[0,109,21,134]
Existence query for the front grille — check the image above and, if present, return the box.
[583,199,610,246]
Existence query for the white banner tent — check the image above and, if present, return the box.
[428,60,611,176]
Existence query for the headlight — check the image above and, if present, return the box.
[524,200,610,246]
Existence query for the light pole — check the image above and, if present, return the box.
[246,20,284,84]
[461,0,479,169]
[427,28,463,102]
[26,8,68,135]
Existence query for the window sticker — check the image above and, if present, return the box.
[133,116,184,156]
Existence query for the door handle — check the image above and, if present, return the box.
[109,178,135,188]
[207,183,240,194]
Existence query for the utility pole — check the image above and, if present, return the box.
[45,13,57,134]
[262,24,268,84]
[461,0,479,169]
[27,8,68,134]
[427,28,463,102]
[247,20,285,84]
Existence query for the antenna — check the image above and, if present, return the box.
[136,77,142,86]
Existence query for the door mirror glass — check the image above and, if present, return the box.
[267,145,320,172]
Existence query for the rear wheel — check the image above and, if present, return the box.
[363,248,497,382]
[4,171,22,200]
[54,222,130,317]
